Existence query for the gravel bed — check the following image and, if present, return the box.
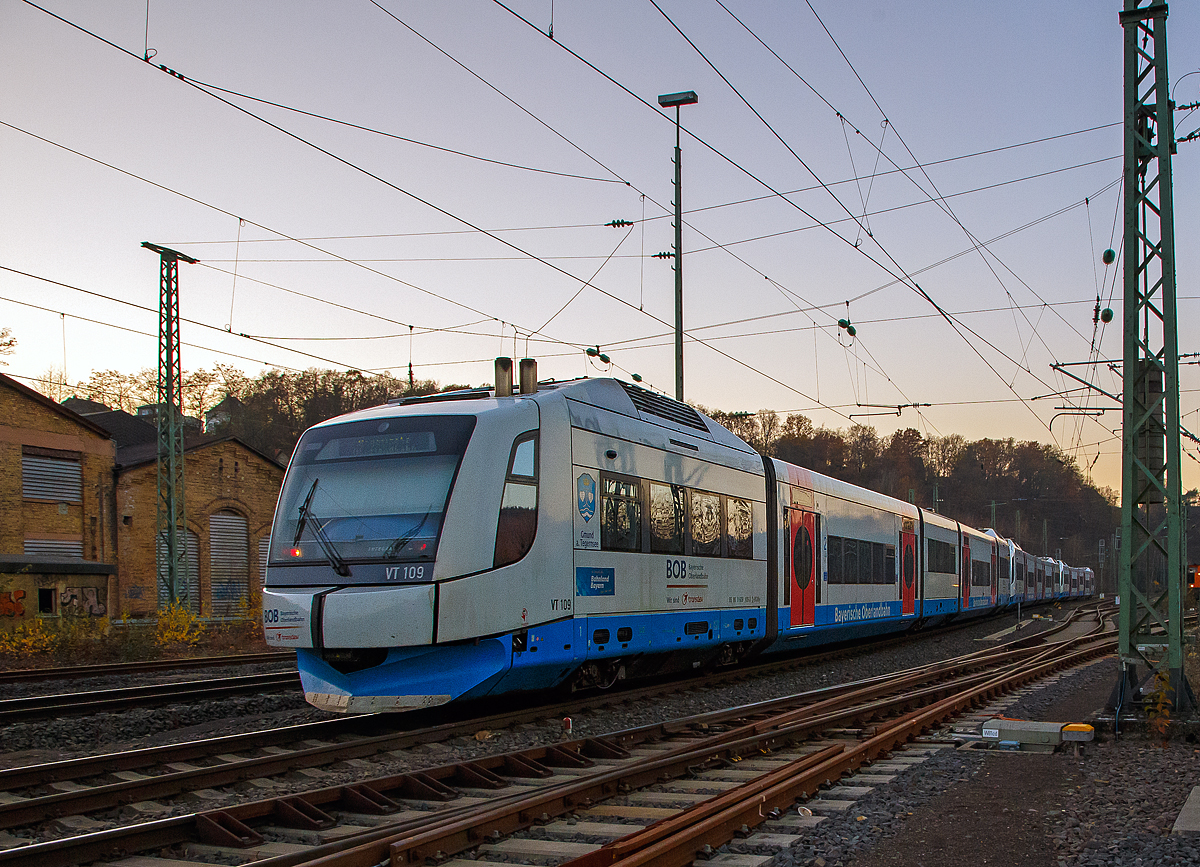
[755,659,1200,867]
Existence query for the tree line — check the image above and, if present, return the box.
[704,407,1122,576]
[59,364,465,460]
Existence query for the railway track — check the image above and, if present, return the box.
[0,603,1113,866]
[0,671,302,725]
[0,605,1094,834]
[0,651,295,685]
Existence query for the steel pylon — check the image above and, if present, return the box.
[1115,1,1195,716]
[143,242,198,612]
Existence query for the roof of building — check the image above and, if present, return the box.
[0,555,116,575]
[205,394,245,416]
[116,433,286,472]
[0,373,114,440]
[61,396,112,415]
[84,409,158,448]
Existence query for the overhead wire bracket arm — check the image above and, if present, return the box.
[1049,363,1122,403]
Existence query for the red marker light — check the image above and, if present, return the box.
[289,547,303,558]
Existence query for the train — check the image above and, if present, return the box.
[262,362,1094,713]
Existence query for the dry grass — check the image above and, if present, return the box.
[0,613,269,671]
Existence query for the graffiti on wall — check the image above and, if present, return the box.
[0,591,25,617]
[61,587,106,616]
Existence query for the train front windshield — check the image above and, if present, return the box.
[269,415,475,572]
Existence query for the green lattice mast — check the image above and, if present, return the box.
[1115,1,1194,716]
[144,242,198,611]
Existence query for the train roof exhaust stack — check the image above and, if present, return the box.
[519,358,537,394]
[494,357,513,397]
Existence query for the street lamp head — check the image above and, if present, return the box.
[658,90,698,108]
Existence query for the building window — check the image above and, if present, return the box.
[157,529,201,613]
[210,511,250,618]
[24,539,84,557]
[21,452,82,502]
[38,588,57,615]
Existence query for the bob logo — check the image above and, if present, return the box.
[577,473,596,522]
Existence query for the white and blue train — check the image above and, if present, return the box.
[262,363,1094,713]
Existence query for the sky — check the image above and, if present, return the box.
[1,1,1198,493]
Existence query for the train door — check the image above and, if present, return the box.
[789,508,817,628]
[900,524,917,616]
[961,538,971,610]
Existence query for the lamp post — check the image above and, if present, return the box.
[657,90,697,403]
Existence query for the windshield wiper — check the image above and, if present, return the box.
[293,478,352,577]
[384,510,433,560]
[293,479,319,545]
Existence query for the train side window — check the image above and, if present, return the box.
[690,490,722,557]
[494,433,538,568]
[843,538,859,584]
[883,543,896,585]
[828,535,843,584]
[973,560,990,587]
[928,538,956,573]
[601,474,643,552]
[649,483,685,554]
[725,496,753,559]
[859,539,875,584]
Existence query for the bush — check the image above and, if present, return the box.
[155,603,204,651]
[0,617,60,659]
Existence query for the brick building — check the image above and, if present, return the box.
[0,373,117,628]
[115,436,285,618]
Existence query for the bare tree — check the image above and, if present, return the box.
[0,327,15,365]
[37,367,71,402]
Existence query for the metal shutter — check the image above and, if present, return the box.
[22,456,82,502]
[24,538,84,557]
[209,512,250,618]
[156,530,200,612]
[258,537,270,589]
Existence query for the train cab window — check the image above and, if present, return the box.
[649,483,685,554]
[601,475,643,552]
[494,433,539,568]
[690,491,722,557]
[725,496,753,559]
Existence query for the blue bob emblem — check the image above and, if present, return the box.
[577,473,596,522]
